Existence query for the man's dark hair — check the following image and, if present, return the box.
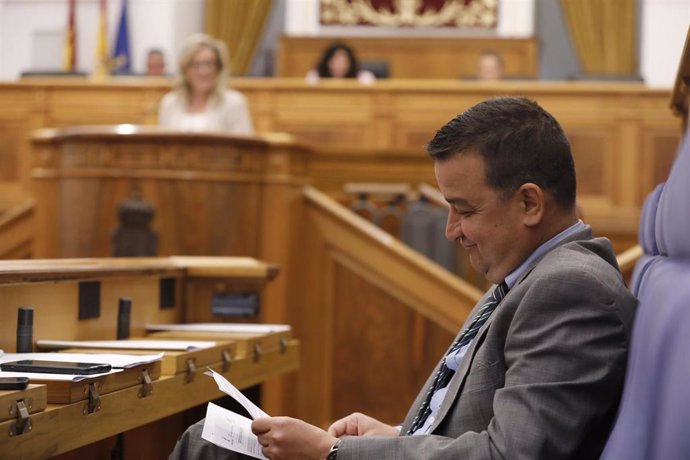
[316,42,359,78]
[427,96,576,210]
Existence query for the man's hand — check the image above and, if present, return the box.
[328,412,399,438]
[252,416,337,460]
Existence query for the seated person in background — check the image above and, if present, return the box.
[477,50,504,81]
[170,97,637,460]
[146,48,167,76]
[158,34,253,134]
[306,42,375,85]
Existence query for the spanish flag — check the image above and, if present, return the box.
[62,0,77,71]
[93,0,109,77]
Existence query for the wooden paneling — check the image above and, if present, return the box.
[271,87,380,146]
[331,259,452,424]
[41,85,160,127]
[0,200,34,259]
[0,122,22,180]
[0,87,37,208]
[277,36,539,79]
[308,147,436,196]
[641,129,682,193]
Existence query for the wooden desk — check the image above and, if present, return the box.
[0,257,299,460]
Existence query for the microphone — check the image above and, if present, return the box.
[117,297,132,340]
[16,307,34,353]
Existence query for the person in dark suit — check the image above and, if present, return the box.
[170,96,637,460]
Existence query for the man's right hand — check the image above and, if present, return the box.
[327,412,399,438]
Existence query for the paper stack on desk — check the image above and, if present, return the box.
[0,352,163,381]
[201,369,269,459]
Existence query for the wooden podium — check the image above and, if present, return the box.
[30,126,310,260]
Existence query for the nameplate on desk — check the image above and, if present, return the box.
[211,293,260,317]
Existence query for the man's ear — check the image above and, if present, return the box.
[517,183,544,227]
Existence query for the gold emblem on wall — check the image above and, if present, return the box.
[320,0,497,28]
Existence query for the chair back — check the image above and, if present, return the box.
[602,133,690,459]
[360,60,389,78]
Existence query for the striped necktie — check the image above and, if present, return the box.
[406,282,508,435]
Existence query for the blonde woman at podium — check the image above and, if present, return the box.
[158,34,254,134]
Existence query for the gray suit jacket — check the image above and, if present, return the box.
[338,228,637,460]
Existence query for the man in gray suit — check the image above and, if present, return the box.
[171,97,637,460]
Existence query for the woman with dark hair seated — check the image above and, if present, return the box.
[306,42,375,85]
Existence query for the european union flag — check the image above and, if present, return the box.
[112,0,130,74]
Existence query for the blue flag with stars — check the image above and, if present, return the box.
[112,0,130,74]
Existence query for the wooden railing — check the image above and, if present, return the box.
[0,199,35,259]
[417,182,448,208]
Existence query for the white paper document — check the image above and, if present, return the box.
[36,339,216,351]
[147,323,291,334]
[202,403,268,460]
[206,368,268,419]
